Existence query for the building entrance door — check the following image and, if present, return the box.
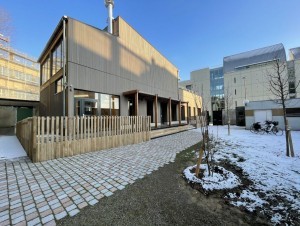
[213,110,223,125]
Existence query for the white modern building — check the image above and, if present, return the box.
[180,43,300,128]
[179,67,223,124]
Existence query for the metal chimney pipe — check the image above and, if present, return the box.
[105,0,114,34]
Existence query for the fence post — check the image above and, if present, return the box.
[32,117,37,162]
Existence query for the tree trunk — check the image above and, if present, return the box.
[195,141,205,177]
[282,101,290,156]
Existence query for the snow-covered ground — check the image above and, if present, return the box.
[0,136,27,160]
[195,126,300,225]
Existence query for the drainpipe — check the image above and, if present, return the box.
[62,16,68,117]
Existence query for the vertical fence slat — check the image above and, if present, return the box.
[16,115,151,162]
[55,116,59,158]
[60,117,63,158]
[41,117,45,161]
[64,117,68,156]
[51,117,55,160]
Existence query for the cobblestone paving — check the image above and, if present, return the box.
[0,130,201,226]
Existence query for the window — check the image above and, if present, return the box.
[216,85,223,90]
[235,89,236,95]
[52,38,63,76]
[289,81,296,94]
[74,90,120,116]
[55,78,63,93]
[235,101,237,107]
[41,56,50,84]
[286,108,300,117]
[234,77,236,83]
[186,85,192,90]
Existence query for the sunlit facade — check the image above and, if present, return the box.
[38,16,185,128]
[0,44,39,134]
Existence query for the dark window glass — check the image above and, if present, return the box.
[41,56,50,84]
[55,78,63,93]
[286,108,300,117]
[289,81,296,94]
[52,38,63,76]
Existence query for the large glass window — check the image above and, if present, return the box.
[74,90,120,116]
[41,56,50,84]
[52,38,63,76]
[210,67,224,111]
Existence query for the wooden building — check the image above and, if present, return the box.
[38,16,186,128]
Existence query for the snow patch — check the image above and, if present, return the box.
[227,190,267,212]
[0,136,27,160]
[183,164,240,191]
[194,126,300,225]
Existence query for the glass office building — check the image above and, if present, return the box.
[210,67,224,111]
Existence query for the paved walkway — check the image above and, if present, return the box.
[0,130,201,226]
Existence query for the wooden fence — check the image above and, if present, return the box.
[16,116,151,162]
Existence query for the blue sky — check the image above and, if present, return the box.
[1,0,300,81]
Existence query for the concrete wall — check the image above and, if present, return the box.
[224,62,281,108]
[295,59,300,96]
[187,68,211,117]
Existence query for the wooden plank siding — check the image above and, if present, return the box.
[67,17,179,101]
[16,116,151,162]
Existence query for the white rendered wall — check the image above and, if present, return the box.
[190,68,212,117]
[224,62,287,109]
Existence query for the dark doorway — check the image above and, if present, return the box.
[236,107,245,126]
[188,107,191,118]
[213,110,223,125]
[171,103,177,121]
[181,106,185,121]
[147,100,154,123]
[198,108,201,116]
[161,102,168,125]
[128,99,134,116]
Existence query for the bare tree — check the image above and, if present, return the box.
[192,91,217,178]
[267,58,299,157]
[224,84,233,135]
[194,100,210,177]
[0,7,13,41]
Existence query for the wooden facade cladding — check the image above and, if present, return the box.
[67,17,179,100]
